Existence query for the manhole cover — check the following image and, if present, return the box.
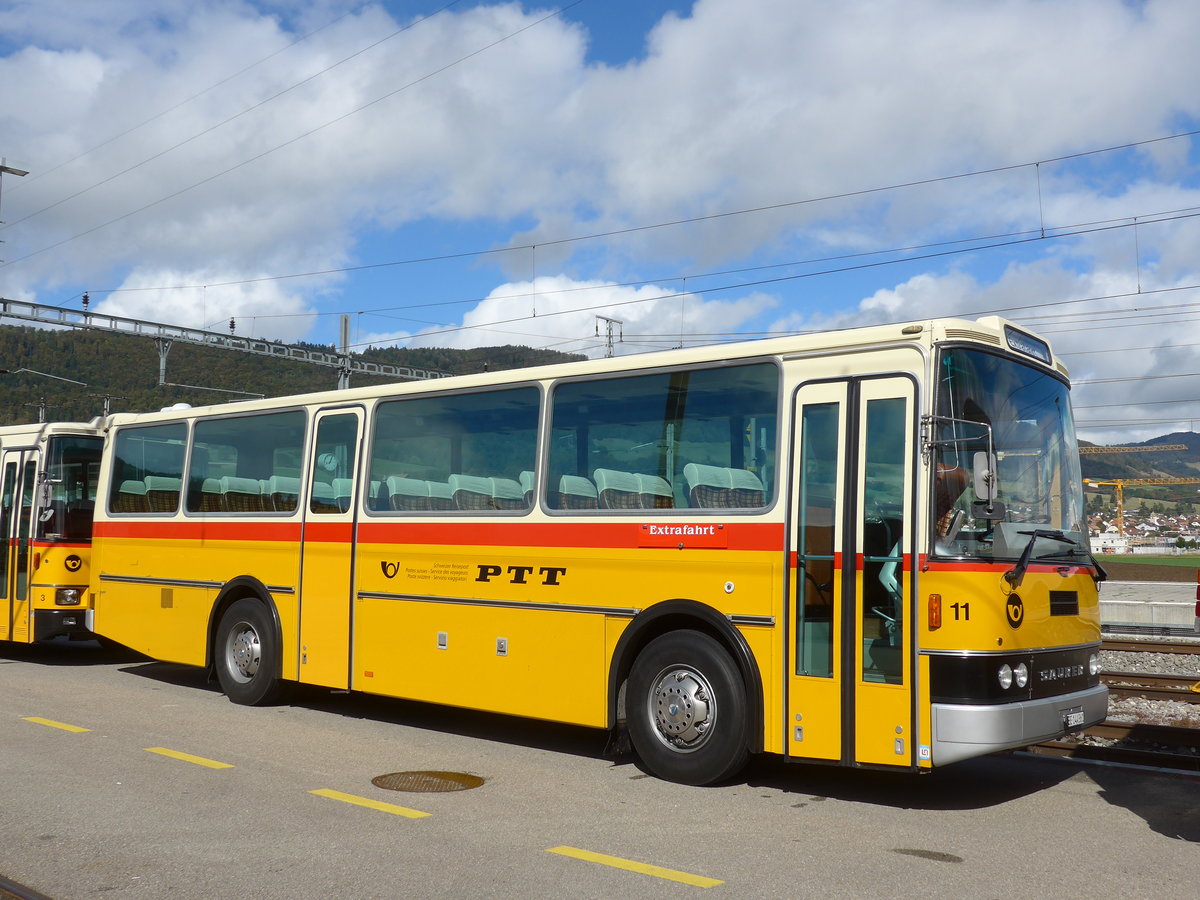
[372,770,485,793]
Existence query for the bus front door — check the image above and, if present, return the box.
[788,376,915,768]
[1,453,36,643]
[298,408,364,689]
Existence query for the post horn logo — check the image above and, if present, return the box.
[381,561,401,579]
[1005,594,1024,629]
[64,554,83,573]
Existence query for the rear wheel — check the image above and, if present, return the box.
[215,598,286,705]
[627,630,749,785]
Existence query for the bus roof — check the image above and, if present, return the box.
[99,315,1064,427]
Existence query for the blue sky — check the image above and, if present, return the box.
[1,1,1200,441]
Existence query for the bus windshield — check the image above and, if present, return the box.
[931,347,1088,562]
[39,435,103,542]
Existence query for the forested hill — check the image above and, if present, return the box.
[1078,433,1200,481]
[0,324,584,425]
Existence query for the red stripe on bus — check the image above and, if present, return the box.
[355,521,784,550]
[93,519,784,551]
[302,522,355,543]
[94,521,303,542]
[918,555,1090,575]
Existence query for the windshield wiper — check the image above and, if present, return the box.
[1033,547,1109,586]
[1004,529,1107,589]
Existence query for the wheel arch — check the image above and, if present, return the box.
[205,576,285,679]
[608,598,765,753]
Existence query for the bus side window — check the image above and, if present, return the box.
[547,363,778,512]
[109,423,186,516]
[309,414,360,515]
[368,388,539,514]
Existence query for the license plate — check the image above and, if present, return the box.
[1063,707,1086,730]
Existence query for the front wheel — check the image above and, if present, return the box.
[627,630,749,785]
[214,598,286,705]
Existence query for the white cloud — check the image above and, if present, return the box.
[94,265,318,341]
[375,274,778,357]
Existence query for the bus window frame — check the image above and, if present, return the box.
[539,356,783,517]
[361,382,543,518]
[181,406,309,518]
[106,420,190,518]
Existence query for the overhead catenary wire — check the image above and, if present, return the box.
[62,201,1200,357]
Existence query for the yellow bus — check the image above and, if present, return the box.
[89,316,1107,784]
[1,421,103,643]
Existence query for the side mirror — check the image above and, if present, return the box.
[972,451,995,503]
[971,451,1005,520]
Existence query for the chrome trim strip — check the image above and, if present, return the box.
[99,573,295,595]
[357,590,640,618]
[727,614,776,627]
[920,641,1101,658]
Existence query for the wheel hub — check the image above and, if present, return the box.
[652,668,712,749]
[229,626,261,680]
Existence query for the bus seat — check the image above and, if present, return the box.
[594,468,642,509]
[332,478,354,512]
[727,469,766,508]
[594,469,673,509]
[449,474,494,510]
[144,476,182,513]
[115,480,149,513]
[636,474,674,509]
[388,476,434,510]
[387,476,422,510]
[683,463,765,509]
[448,474,526,510]
[489,477,526,510]
[368,480,385,510]
[427,481,455,510]
[195,477,224,512]
[385,477,456,511]
[221,476,264,512]
[519,470,535,506]
[557,475,598,509]
[310,481,339,514]
[268,475,300,512]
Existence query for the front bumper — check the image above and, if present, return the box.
[931,684,1109,765]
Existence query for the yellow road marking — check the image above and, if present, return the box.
[547,846,723,888]
[144,747,234,769]
[22,716,90,733]
[309,788,431,819]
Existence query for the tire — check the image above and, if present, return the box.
[214,598,286,706]
[627,630,749,785]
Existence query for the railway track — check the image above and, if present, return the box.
[1101,638,1200,655]
[1028,638,1200,771]
[1029,720,1200,772]
[1102,670,1200,702]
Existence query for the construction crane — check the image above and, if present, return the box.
[1079,443,1188,454]
[1083,477,1200,537]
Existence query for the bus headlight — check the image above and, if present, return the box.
[998,664,1013,690]
[55,588,81,606]
[1014,662,1029,688]
[1088,654,1101,676]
